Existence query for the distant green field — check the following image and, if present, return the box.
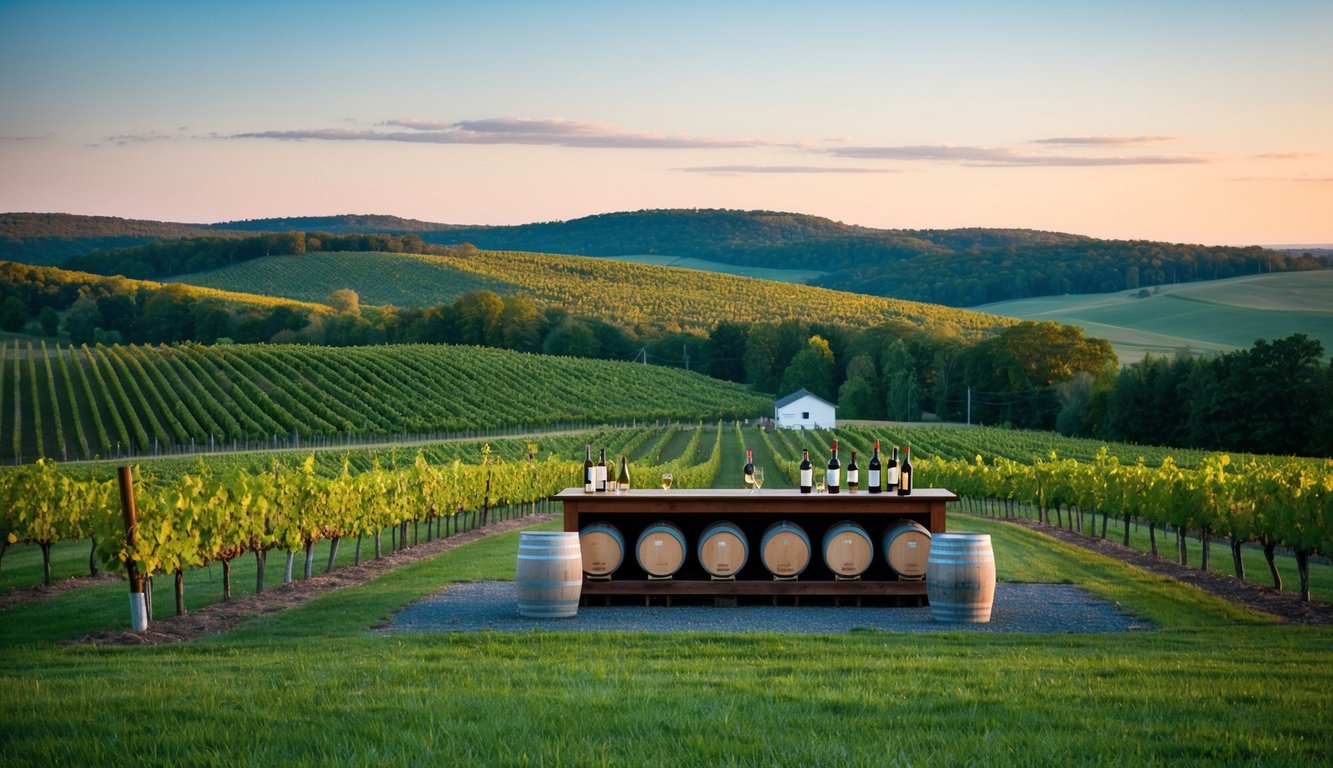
[168,251,517,307]
[610,254,826,283]
[978,271,1333,363]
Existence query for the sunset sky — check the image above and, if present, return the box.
[2,0,1331,246]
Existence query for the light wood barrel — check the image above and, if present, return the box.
[760,521,810,578]
[636,521,687,577]
[883,521,932,580]
[697,521,748,577]
[821,520,873,578]
[515,531,583,618]
[579,522,624,577]
[926,532,995,622]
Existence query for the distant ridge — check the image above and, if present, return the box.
[214,213,464,234]
[3,209,1326,306]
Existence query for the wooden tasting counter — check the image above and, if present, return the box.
[556,488,957,602]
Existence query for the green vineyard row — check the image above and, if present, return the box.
[0,339,771,464]
[3,421,1327,603]
[723,422,1330,601]
[0,421,734,598]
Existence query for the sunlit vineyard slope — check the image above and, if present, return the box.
[173,249,1016,337]
[0,340,771,463]
[165,251,512,308]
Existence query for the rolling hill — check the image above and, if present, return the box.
[0,212,245,266]
[6,210,1325,306]
[164,251,512,308]
[165,249,1016,338]
[978,271,1333,363]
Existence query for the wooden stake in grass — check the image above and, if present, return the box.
[117,466,148,632]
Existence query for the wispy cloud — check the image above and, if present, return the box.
[830,145,1020,163]
[178,117,1223,169]
[1230,176,1333,183]
[236,117,770,150]
[1031,135,1178,146]
[98,127,200,146]
[103,131,179,145]
[827,143,1209,167]
[1251,151,1316,160]
[678,165,898,174]
[0,132,55,142]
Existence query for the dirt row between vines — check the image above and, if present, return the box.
[9,511,1328,645]
[72,513,559,646]
[1007,517,1333,625]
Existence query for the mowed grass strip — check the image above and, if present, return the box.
[5,627,1330,767]
[3,520,1330,766]
[959,501,1333,604]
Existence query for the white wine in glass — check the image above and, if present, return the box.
[660,473,673,491]
[752,466,764,493]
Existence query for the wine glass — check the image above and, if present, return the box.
[660,473,673,491]
[816,479,826,494]
[752,466,764,494]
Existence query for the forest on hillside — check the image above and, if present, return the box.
[0,213,224,266]
[4,259,1330,456]
[5,209,1327,306]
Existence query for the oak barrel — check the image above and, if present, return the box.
[697,521,748,577]
[636,521,687,577]
[821,520,873,578]
[579,522,625,577]
[515,531,583,618]
[926,532,995,622]
[883,521,932,580]
[760,521,810,578]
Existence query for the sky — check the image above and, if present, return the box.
[2,0,1331,246]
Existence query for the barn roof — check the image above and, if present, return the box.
[774,388,836,410]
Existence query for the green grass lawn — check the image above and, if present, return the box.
[3,514,1331,766]
[960,500,1333,601]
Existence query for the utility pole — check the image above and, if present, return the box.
[967,386,972,426]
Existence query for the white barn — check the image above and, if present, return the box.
[774,389,837,430]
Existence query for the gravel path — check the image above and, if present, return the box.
[385,581,1148,635]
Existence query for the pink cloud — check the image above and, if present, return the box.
[239,117,769,150]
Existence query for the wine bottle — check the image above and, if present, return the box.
[847,451,859,493]
[743,449,755,489]
[867,439,882,494]
[596,448,608,493]
[799,449,813,493]
[617,455,631,492]
[897,445,913,496]
[886,445,900,492]
[583,445,594,493]
[826,439,841,494]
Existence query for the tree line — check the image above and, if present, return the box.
[32,209,1330,307]
[61,231,468,281]
[1091,335,1332,457]
[819,239,1326,307]
[4,261,1328,457]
